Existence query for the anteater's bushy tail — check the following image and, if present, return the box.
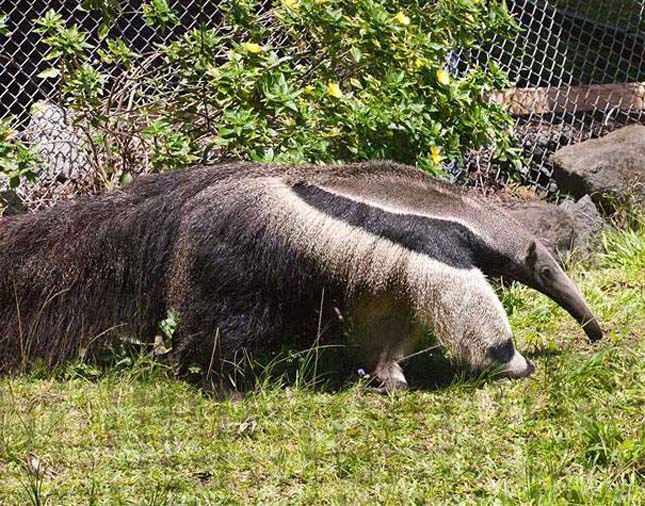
[0,168,216,373]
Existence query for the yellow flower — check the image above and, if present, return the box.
[2,127,16,139]
[431,146,442,165]
[244,42,263,54]
[304,85,313,94]
[395,12,410,26]
[282,0,300,10]
[436,69,450,85]
[327,82,344,98]
[414,58,425,69]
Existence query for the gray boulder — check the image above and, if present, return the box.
[552,124,645,209]
[0,188,26,216]
[500,195,604,259]
[26,100,91,182]
[559,195,606,251]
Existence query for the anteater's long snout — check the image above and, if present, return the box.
[543,268,603,342]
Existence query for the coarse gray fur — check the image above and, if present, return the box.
[0,161,602,390]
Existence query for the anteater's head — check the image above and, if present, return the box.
[473,198,602,344]
[495,239,603,343]
[452,233,601,380]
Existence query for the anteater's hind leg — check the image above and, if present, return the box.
[350,293,422,392]
[171,296,283,390]
[167,231,281,388]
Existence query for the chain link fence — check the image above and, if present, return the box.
[0,0,643,210]
[454,0,644,193]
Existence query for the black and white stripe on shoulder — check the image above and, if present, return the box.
[291,183,487,270]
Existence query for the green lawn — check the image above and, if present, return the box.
[1,225,643,505]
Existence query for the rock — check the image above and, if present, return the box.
[502,199,576,255]
[499,195,604,259]
[26,101,91,182]
[559,195,605,252]
[0,188,26,215]
[552,124,645,210]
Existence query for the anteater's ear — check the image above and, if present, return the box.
[525,240,538,269]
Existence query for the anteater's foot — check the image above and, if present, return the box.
[372,361,408,394]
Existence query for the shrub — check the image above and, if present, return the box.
[1,0,518,197]
[0,117,39,189]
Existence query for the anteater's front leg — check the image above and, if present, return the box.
[408,266,535,379]
[350,293,422,392]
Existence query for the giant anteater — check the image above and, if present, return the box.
[0,162,601,390]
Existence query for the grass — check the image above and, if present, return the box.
[1,225,644,505]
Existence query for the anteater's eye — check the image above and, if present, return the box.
[541,266,553,279]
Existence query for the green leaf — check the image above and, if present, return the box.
[0,15,11,36]
[142,0,179,30]
[98,22,110,39]
[349,46,362,63]
[36,67,61,79]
